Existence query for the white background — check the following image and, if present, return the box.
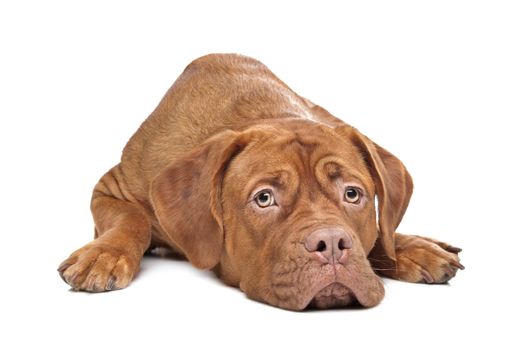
[1,1,524,349]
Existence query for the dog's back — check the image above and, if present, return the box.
[119,54,316,202]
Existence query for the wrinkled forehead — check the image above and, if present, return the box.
[226,127,373,191]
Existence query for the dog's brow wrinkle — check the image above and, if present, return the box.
[269,177,284,188]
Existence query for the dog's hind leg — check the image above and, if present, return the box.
[58,166,152,292]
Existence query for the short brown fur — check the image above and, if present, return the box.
[58,54,463,310]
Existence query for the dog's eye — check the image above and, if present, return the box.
[254,190,275,208]
[344,187,360,203]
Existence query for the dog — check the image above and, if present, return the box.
[58,54,463,310]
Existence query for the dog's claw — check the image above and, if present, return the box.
[420,269,434,283]
[57,265,70,282]
[106,276,116,291]
[57,262,71,274]
[446,246,462,254]
[65,270,79,285]
[450,260,465,270]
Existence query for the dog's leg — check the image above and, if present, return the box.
[58,166,151,292]
[370,233,464,284]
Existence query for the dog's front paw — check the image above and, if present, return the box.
[58,244,139,292]
[391,235,464,284]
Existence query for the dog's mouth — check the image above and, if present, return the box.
[266,256,385,311]
[307,282,357,309]
[295,264,384,310]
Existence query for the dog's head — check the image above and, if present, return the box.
[151,120,412,310]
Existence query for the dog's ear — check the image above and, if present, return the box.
[150,129,251,269]
[335,126,413,261]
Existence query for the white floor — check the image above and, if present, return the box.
[5,246,516,349]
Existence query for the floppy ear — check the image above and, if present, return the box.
[150,129,246,269]
[335,126,413,261]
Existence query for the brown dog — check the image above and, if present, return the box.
[58,54,463,310]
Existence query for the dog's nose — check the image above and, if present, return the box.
[304,228,352,264]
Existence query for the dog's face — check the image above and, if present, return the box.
[219,125,383,309]
[151,120,412,310]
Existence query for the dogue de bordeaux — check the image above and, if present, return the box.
[58,54,463,310]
